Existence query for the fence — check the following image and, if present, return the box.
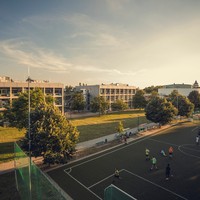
[14,142,71,200]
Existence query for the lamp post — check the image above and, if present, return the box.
[26,76,33,200]
[137,115,140,132]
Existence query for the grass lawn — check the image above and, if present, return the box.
[0,127,25,163]
[71,110,148,142]
[0,110,147,163]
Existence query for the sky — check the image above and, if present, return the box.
[1,0,200,89]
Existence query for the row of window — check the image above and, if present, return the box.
[100,88,136,94]
[0,88,62,97]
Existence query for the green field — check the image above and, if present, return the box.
[0,110,147,163]
[0,127,25,163]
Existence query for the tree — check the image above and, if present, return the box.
[143,85,162,94]
[71,92,85,112]
[111,99,128,111]
[132,90,147,109]
[21,104,79,164]
[188,91,200,111]
[168,90,194,117]
[116,121,124,133]
[4,88,53,130]
[176,96,194,117]
[90,96,109,115]
[145,96,177,125]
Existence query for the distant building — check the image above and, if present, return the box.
[75,83,138,110]
[0,76,64,113]
[158,81,200,97]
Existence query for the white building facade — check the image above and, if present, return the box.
[75,83,138,110]
[0,76,64,113]
[158,81,200,97]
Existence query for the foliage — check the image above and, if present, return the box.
[145,96,177,125]
[21,104,79,164]
[90,96,109,115]
[4,89,53,130]
[132,90,147,109]
[111,99,128,111]
[168,90,194,117]
[143,85,162,94]
[71,92,85,112]
[116,121,124,133]
[188,91,200,111]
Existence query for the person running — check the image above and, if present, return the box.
[112,168,120,183]
[145,148,150,160]
[196,135,199,145]
[165,164,171,180]
[169,146,174,158]
[114,168,120,179]
[150,157,158,170]
[160,149,167,157]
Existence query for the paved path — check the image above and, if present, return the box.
[0,122,168,175]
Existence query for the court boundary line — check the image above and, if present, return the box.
[178,144,200,159]
[88,169,124,189]
[66,170,103,200]
[148,138,200,159]
[124,169,188,200]
[64,130,169,172]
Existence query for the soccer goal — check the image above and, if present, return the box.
[104,184,137,200]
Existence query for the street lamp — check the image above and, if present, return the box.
[26,76,33,199]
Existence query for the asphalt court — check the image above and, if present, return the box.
[48,122,200,200]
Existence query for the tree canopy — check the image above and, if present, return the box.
[90,96,109,115]
[111,99,128,111]
[5,89,79,164]
[4,88,53,129]
[188,91,200,111]
[168,90,194,117]
[145,96,177,125]
[21,104,79,164]
[71,92,85,112]
[132,90,147,109]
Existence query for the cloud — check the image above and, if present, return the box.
[104,0,130,11]
[0,40,71,72]
[0,39,138,76]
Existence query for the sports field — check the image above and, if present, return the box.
[48,122,200,200]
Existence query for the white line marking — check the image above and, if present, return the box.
[66,171,103,200]
[64,132,163,171]
[88,169,124,189]
[178,145,200,159]
[148,138,179,147]
[192,127,198,132]
[124,169,188,200]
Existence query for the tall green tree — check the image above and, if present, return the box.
[111,99,128,111]
[71,92,85,112]
[168,90,194,117]
[145,96,177,125]
[132,90,147,109]
[188,91,200,111]
[4,88,53,129]
[90,96,109,115]
[21,104,79,164]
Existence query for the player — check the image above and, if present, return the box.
[165,164,171,180]
[196,135,199,145]
[160,149,167,157]
[150,157,158,170]
[145,148,150,160]
[168,146,173,158]
[114,168,120,179]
